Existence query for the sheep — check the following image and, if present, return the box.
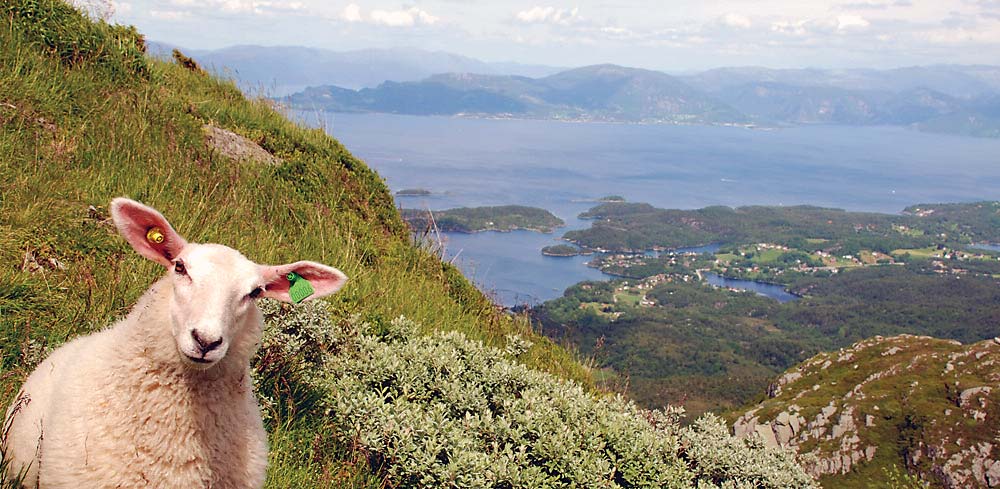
[2,198,348,488]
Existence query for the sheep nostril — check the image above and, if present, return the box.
[190,329,223,355]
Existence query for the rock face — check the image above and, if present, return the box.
[204,124,281,165]
[732,334,1000,487]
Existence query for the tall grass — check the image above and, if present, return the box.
[0,0,590,484]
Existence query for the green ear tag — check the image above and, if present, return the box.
[286,272,315,304]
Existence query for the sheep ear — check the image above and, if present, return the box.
[110,198,188,267]
[260,261,347,303]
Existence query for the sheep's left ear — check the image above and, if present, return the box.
[260,261,347,303]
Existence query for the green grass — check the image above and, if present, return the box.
[615,291,643,306]
[0,1,591,484]
[890,247,942,259]
[733,335,999,488]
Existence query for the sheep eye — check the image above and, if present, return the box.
[174,261,187,276]
[248,287,263,299]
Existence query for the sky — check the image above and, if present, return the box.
[93,0,1000,71]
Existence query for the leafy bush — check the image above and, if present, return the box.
[259,301,816,488]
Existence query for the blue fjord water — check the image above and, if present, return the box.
[302,112,1000,306]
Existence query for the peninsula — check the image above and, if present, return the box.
[402,205,564,233]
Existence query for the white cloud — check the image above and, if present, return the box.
[369,7,439,27]
[515,6,580,26]
[721,13,752,29]
[600,26,632,37]
[341,3,362,23]
[771,20,809,36]
[836,14,871,30]
[165,0,304,16]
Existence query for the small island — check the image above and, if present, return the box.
[396,188,433,196]
[598,195,626,203]
[541,244,583,257]
[402,205,565,233]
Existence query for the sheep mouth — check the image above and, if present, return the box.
[185,354,213,364]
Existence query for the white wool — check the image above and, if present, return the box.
[3,275,268,487]
[3,198,346,488]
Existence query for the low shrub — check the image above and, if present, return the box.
[259,300,816,488]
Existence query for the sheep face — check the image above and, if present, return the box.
[110,197,348,369]
[168,243,264,368]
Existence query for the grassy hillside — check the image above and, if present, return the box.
[0,1,588,484]
[0,2,818,487]
[732,334,1000,488]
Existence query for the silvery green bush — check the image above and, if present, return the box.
[259,301,816,488]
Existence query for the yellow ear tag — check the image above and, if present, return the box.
[146,227,165,244]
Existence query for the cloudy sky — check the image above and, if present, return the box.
[103,0,1000,71]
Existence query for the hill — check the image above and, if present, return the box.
[284,63,1000,137]
[733,334,1000,488]
[148,43,563,96]
[0,1,814,486]
[283,64,748,124]
[682,66,1000,136]
[565,201,1000,252]
[680,65,1000,99]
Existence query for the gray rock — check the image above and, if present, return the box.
[733,415,758,438]
[754,424,779,448]
[865,446,877,460]
[822,405,837,419]
[986,460,1000,487]
[775,423,794,446]
[790,414,802,434]
[776,411,791,425]
[203,124,281,165]
[960,386,992,407]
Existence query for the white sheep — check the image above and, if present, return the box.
[3,198,348,488]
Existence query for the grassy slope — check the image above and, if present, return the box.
[731,335,1000,488]
[0,2,589,485]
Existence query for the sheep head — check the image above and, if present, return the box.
[110,198,347,369]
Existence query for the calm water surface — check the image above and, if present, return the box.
[301,112,1000,306]
[703,273,800,303]
[971,243,1000,253]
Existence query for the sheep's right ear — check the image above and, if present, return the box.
[110,198,187,267]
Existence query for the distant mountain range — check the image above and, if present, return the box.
[283,64,749,125]
[680,65,1000,98]
[153,43,1000,136]
[284,65,751,124]
[148,42,564,96]
[279,61,1000,136]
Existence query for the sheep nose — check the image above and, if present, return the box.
[191,329,223,355]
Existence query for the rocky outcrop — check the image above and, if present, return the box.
[733,335,1000,487]
[734,402,877,476]
[204,124,281,165]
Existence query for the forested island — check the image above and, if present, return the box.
[541,244,583,257]
[401,205,564,233]
[396,188,432,196]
